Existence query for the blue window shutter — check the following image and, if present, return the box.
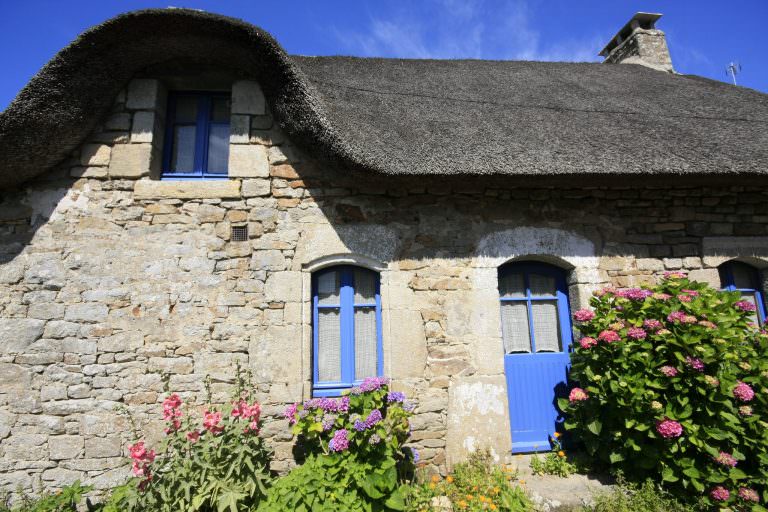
[162,91,231,180]
[312,266,383,396]
[719,261,766,325]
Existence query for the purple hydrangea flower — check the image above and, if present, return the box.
[284,403,298,425]
[369,434,381,445]
[329,429,349,452]
[387,391,406,403]
[411,447,420,463]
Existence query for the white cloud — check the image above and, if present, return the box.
[333,0,601,62]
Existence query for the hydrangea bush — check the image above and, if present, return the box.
[258,377,416,511]
[115,372,272,512]
[561,272,768,508]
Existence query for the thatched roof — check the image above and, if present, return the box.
[1,8,767,189]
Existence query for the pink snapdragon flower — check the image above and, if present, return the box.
[162,394,183,433]
[598,330,621,343]
[655,418,683,439]
[569,388,588,402]
[660,365,678,377]
[127,441,156,478]
[735,300,757,312]
[627,327,647,340]
[186,430,200,443]
[714,452,737,467]
[202,410,224,435]
[738,488,760,503]
[573,309,595,322]
[710,486,730,502]
[733,381,755,402]
[579,337,597,349]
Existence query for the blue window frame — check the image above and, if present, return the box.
[162,92,231,179]
[498,262,572,354]
[312,266,383,397]
[719,261,766,325]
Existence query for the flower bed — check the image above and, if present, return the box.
[562,272,768,508]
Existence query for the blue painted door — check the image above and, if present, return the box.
[499,262,572,453]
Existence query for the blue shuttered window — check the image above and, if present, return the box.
[719,261,766,325]
[162,92,231,179]
[498,262,572,354]
[312,266,383,396]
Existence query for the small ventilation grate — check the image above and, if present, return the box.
[231,225,248,242]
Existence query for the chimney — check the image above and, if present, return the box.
[599,12,674,72]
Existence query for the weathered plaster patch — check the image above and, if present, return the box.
[23,186,90,224]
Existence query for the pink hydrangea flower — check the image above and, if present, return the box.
[329,429,350,452]
[579,337,597,349]
[678,294,692,303]
[598,330,621,343]
[622,288,653,301]
[627,327,647,340]
[733,381,755,402]
[569,388,588,402]
[704,375,720,387]
[643,319,662,331]
[667,311,687,323]
[735,300,757,312]
[738,488,760,503]
[663,271,687,280]
[656,328,671,335]
[202,410,224,435]
[685,357,705,372]
[739,405,753,417]
[681,289,700,296]
[710,486,730,502]
[660,365,678,377]
[714,451,737,467]
[655,418,683,439]
[573,309,595,322]
[652,292,672,301]
[698,320,717,329]
[609,321,625,331]
[284,403,298,425]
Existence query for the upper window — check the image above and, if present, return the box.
[498,262,572,353]
[312,266,383,396]
[162,92,231,179]
[719,261,766,325]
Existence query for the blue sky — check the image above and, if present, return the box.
[1,0,767,110]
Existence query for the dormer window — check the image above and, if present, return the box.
[162,92,231,179]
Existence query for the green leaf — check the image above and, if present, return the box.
[587,419,602,435]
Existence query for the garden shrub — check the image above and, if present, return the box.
[584,476,706,512]
[404,449,532,512]
[0,481,93,512]
[562,272,768,509]
[115,370,272,512]
[529,433,577,478]
[258,377,415,511]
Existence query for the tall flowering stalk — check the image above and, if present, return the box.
[116,366,272,512]
[563,273,768,507]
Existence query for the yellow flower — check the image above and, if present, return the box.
[519,479,526,485]
[490,505,498,511]
[558,450,566,457]
[553,432,561,438]
[458,501,467,509]
[493,486,500,494]
[431,474,440,483]
[466,494,474,500]
[429,483,436,490]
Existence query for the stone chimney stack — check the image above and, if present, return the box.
[600,12,674,72]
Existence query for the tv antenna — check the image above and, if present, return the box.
[726,61,741,85]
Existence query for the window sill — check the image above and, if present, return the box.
[133,179,241,199]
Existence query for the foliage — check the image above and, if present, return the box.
[529,434,577,478]
[404,449,533,512]
[584,476,705,512]
[258,377,415,511]
[0,481,92,512]
[114,366,272,512]
[562,272,768,509]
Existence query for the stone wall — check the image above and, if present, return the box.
[1,79,768,493]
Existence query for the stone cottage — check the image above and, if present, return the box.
[0,9,767,492]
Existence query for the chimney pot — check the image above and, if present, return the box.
[600,12,674,73]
